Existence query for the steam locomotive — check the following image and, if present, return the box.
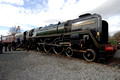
[22,13,116,62]
[2,13,117,62]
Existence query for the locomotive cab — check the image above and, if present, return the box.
[100,20,108,44]
[69,14,116,61]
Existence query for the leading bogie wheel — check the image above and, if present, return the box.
[65,47,73,57]
[83,49,96,62]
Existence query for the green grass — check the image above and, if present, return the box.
[109,40,118,45]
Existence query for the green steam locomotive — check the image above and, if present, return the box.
[23,13,116,62]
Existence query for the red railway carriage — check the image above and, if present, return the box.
[2,35,15,43]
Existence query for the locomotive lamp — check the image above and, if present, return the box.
[97,32,99,36]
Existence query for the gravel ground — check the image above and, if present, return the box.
[0,49,120,80]
[114,49,120,60]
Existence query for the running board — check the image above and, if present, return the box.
[37,42,71,47]
[72,49,86,53]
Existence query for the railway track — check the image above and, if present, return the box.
[106,60,120,68]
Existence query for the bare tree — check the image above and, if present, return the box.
[9,26,21,35]
[109,35,112,41]
[16,26,21,33]
[113,31,120,41]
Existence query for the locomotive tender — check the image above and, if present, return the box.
[23,13,116,62]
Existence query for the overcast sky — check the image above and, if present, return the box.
[0,0,120,36]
